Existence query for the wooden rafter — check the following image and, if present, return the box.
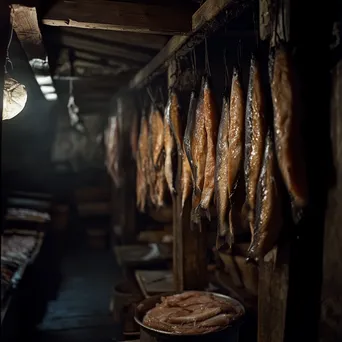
[60,34,154,64]
[42,0,195,35]
[59,27,168,51]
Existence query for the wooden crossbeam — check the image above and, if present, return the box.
[11,5,46,61]
[42,0,195,35]
[60,34,154,64]
[129,0,250,88]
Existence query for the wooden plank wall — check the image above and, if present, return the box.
[319,56,342,342]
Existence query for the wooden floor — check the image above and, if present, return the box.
[33,245,122,342]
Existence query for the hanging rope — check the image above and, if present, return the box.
[4,24,14,73]
[223,48,230,91]
[204,38,211,76]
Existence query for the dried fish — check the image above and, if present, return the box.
[136,116,149,211]
[215,95,230,247]
[270,44,308,219]
[180,146,192,213]
[184,90,197,182]
[191,78,207,223]
[228,68,245,197]
[247,131,283,261]
[149,105,165,170]
[164,96,176,194]
[244,55,266,236]
[168,91,183,156]
[226,68,245,244]
[198,77,218,220]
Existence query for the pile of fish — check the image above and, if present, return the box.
[142,291,243,335]
[135,43,308,261]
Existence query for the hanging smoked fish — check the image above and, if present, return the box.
[168,91,183,156]
[215,95,230,248]
[243,55,267,236]
[164,96,177,194]
[154,163,167,208]
[184,90,198,181]
[270,44,308,220]
[191,78,207,223]
[197,76,218,220]
[227,67,245,198]
[149,105,165,170]
[247,130,283,261]
[181,91,198,213]
[137,116,149,211]
[226,68,245,244]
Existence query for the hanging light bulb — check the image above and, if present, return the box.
[3,74,27,120]
[2,22,28,120]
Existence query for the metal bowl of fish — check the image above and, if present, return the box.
[135,291,245,341]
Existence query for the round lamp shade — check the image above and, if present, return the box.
[3,74,27,120]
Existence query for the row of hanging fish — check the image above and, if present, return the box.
[135,43,308,261]
[213,44,308,261]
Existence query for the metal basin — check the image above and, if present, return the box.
[135,292,245,342]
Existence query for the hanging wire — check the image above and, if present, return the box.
[253,6,260,49]
[281,0,288,42]
[237,39,243,70]
[223,48,230,90]
[4,25,14,73]
[147,86,156,106]
[204,38,211,76]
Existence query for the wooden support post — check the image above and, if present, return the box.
[257,1,291,342]
[169,62,208,292]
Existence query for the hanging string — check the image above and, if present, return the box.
[253,7,259,49]
[223,48,230,90]
[190,49,197,90]
[237,39,243,70]
[158,87,165,110]
[4,25,14,73]
[204,38,211,76]
[281,0,288,42]
[147,86,156,107]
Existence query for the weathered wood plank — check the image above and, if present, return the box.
[259,0,273,41]
[59,28,168,51]
[320,59,342,342]
[129,0,249,89]
[11,5,46,61]
[60,34,153,64]
[258,248,289,342]
[42,0,194,35]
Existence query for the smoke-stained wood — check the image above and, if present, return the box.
[319,59,342,342]
[59,27,168,51]
[42,0,194,35]
[11,5,46,61]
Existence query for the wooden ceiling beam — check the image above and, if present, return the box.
[59,27,168,51]
[42,0,194,35]
[60,34,153,64]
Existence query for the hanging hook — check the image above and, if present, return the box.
[4,24,14,73]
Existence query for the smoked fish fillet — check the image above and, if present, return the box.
[227,68,245,198]
[164,96,176,194]
[180,144,193,213]
[244,55,266,236]
[168,91,183,156]
[184,90,198,182]
[270,44,308,218]
[215,95,230,247]
[149,105,164,170]
[191,78,207,223]
[137,116,149,211]
[198,77,218,219]
[247,131,283,261]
